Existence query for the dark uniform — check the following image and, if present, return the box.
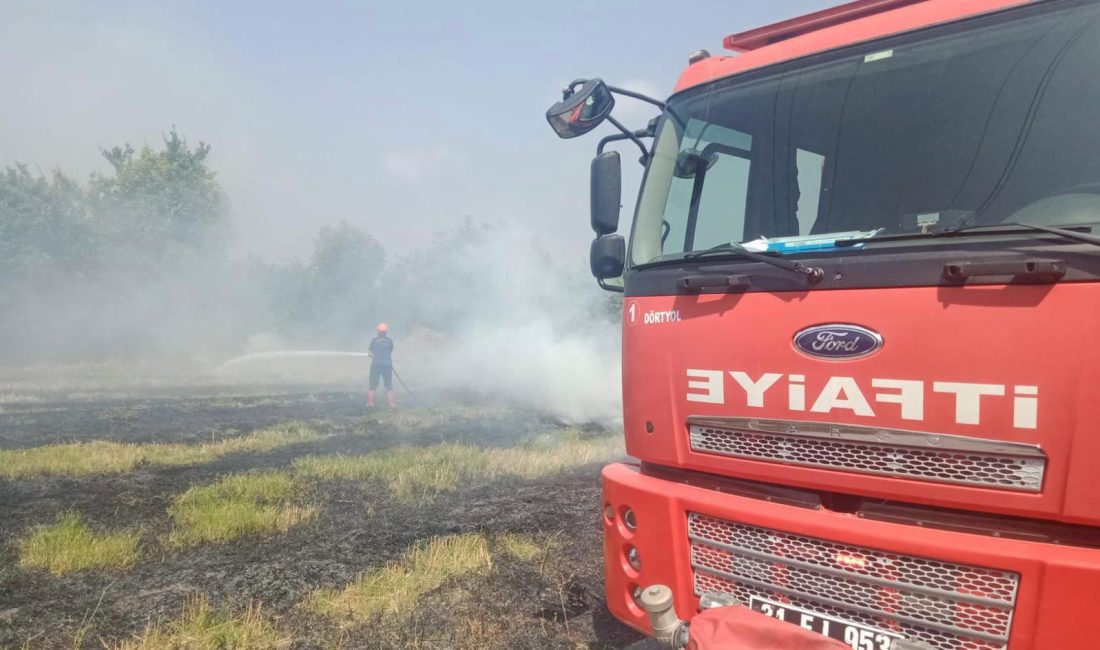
[368,334,394,390]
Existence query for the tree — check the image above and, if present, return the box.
[301,221,386,341]
[0,129,238,363]
[380,218,491,333]
[309,222,385,299]
[0,165,95,288]
[87,128,228,274]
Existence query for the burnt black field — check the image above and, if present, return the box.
[0,388,642,649]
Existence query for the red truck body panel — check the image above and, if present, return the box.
[676,0,1033,92]
[597,1,1100,647]
[621,283,1100,526]
[603,462,1100,649]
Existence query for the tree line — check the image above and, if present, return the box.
[0,130,613,365]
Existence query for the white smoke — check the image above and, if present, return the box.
[395,225,623,423]
[213,224,624,423]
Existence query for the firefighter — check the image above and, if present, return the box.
[367,322,396,408]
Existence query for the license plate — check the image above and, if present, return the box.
[749,596,903,650]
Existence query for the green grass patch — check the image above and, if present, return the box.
[0,422,320,478]
[494,533,544,562]
[113,594,288,650]
[167,472,315,548]
[294,431,622,503]
[309,533,492,620]
[19,511,140,576]
[293,443,483,503]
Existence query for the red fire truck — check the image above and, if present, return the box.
[546,1,1100,648]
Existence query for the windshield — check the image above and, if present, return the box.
[631,0,1100,265]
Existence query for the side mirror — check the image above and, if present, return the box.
[591,151,621,235]
[590,235,626,280]
[546,79,616,139]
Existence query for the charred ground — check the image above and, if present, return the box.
[0,389,642,649]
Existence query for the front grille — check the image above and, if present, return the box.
[689,418,1046,492]
[689,512,1020,650]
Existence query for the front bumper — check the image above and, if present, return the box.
[602,462,1100,649]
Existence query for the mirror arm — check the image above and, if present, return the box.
[563,80,666,111]
[606,115,650,163]
[605,85,666,110]
[598,278,625,293]
[597,129,651,154]
[596,132,633,155]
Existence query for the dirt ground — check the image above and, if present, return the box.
[0,387,644,649]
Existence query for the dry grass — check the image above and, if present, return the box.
[369,405,509,433]
[0,391,45,404]
[0,423,320,478]
[495,533,544,561]
[113,594,289,650]
[293,431,621,503]
[309,534,493,620]
[167,472,315,548]
[293,444,482,503]
[18,511,140,576]
[486,431,623,480]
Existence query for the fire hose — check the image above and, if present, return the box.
[390,364,416,403]
[367,351,417,403]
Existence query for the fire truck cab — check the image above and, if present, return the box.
[547,0,1100,648]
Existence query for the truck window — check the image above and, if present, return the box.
[630,0,1100,266]
[794,148,824,236]
[657,120,754,255]
[691,153,751,250]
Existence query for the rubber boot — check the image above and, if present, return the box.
[367,390,376,407]
[386,390,396,407]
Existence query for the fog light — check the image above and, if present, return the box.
[627,545,641,570]
[623,508,637,531]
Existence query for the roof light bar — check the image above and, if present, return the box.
[723,0,926,51]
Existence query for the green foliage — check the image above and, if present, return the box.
[310,221,385,296]
[306,221,385,337]
[0,128,609,364]
[378,217,617,336]
[379,218,491,333]
[251,220,386,344]
[88,128,228,272]
[1,128,228,287]
[0,165,95,286]
[0,129,237,362]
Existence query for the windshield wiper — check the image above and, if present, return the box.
[684,243,824,285]
[947,222,1100,247]
[848,222,1100,248]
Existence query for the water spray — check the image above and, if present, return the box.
[218,350,372,370]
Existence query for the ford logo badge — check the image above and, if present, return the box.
[793,324,883,360]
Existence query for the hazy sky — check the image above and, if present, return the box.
[1,0,828,261]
